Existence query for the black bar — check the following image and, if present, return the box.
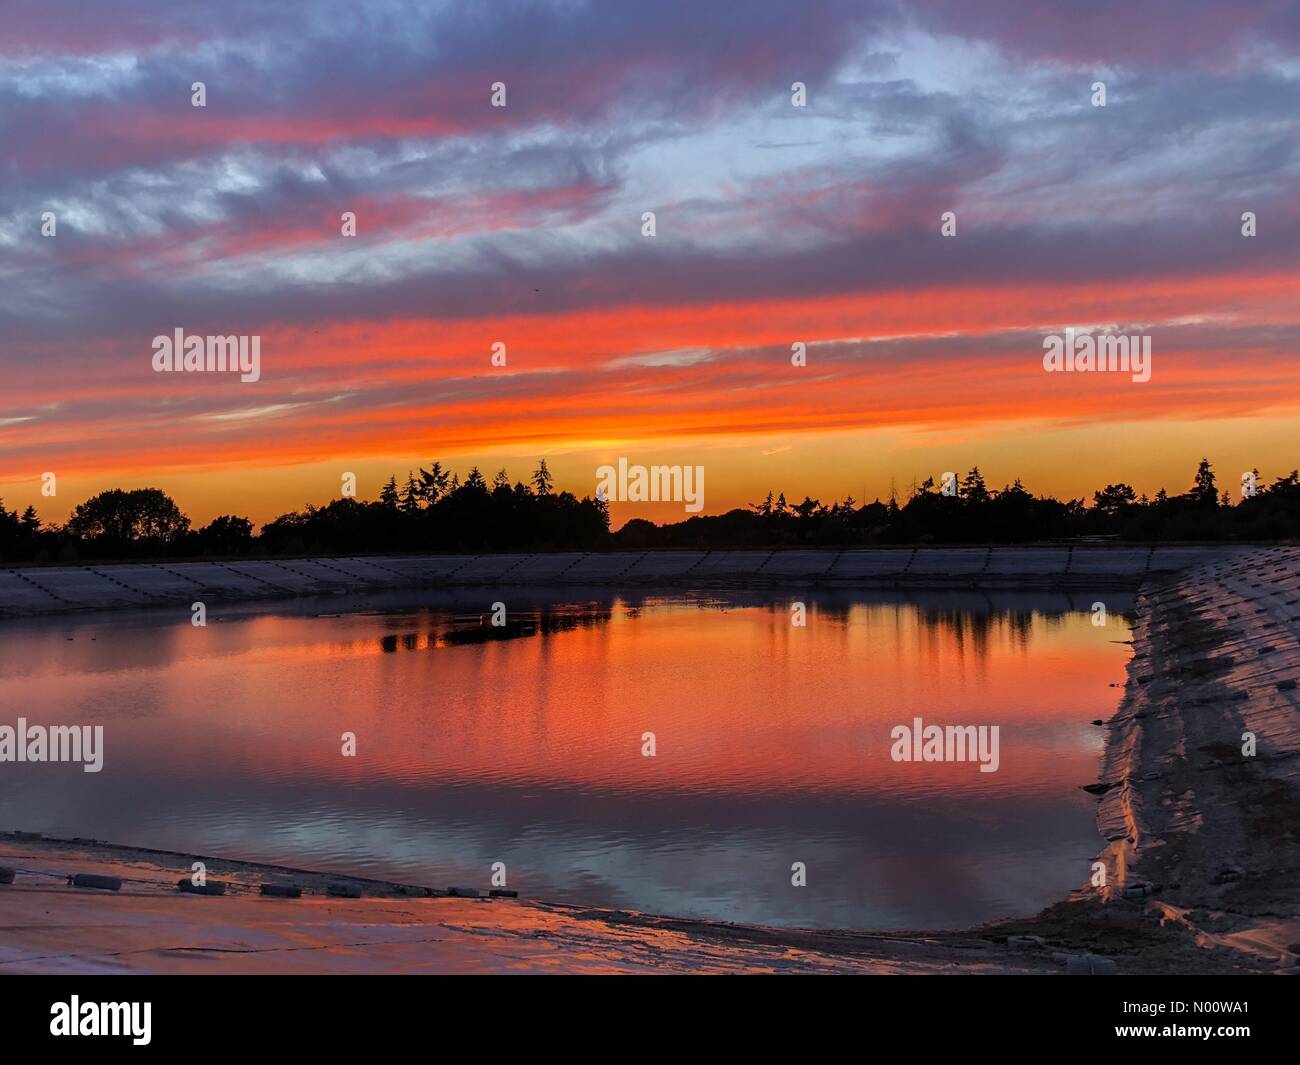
[2,974,1280,1052]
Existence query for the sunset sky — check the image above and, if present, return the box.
[2,0,1298,528]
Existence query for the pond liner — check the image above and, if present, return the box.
[327,883,362,898]
[1006,935,1046,950]
[177,878,227,896]
[69,873,121,891]
[1059,952,1118,975]
[259,883,302,898]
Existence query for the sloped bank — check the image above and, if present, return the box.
[1003,546,1300,973]
[0,545,1256,619]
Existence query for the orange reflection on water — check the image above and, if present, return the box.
[0,592,1132,928]
[1,598,1124,798]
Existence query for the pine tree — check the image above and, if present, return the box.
[592,491,610,528]
[1191,458,1218,506]
[961,466,989,503]
[399,471,422,512]
[418,461,450,504]
[379,477,400,508]
[531,458,554,495]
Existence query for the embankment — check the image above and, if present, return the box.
[0,545,1255,619]
[1087,545,1300,969]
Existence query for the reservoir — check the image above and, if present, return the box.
[0,586,1130,930]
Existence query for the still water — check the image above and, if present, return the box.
[0,587,1131,930]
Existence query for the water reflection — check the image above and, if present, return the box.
[0,587,1132,929]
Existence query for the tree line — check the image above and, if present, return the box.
[0,460,607,563]
[621,460,1300,549]
[2,458,1297,565]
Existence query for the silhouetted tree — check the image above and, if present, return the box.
[66,488,190,544]
[196,515,254,555]
[793,496,821,519]
[1093,483,1137,517]
[1190,458,1218,506]
[531,459,554,495]
[399,472,422,513]
[960,467,990,503]
[418,462,450,503]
